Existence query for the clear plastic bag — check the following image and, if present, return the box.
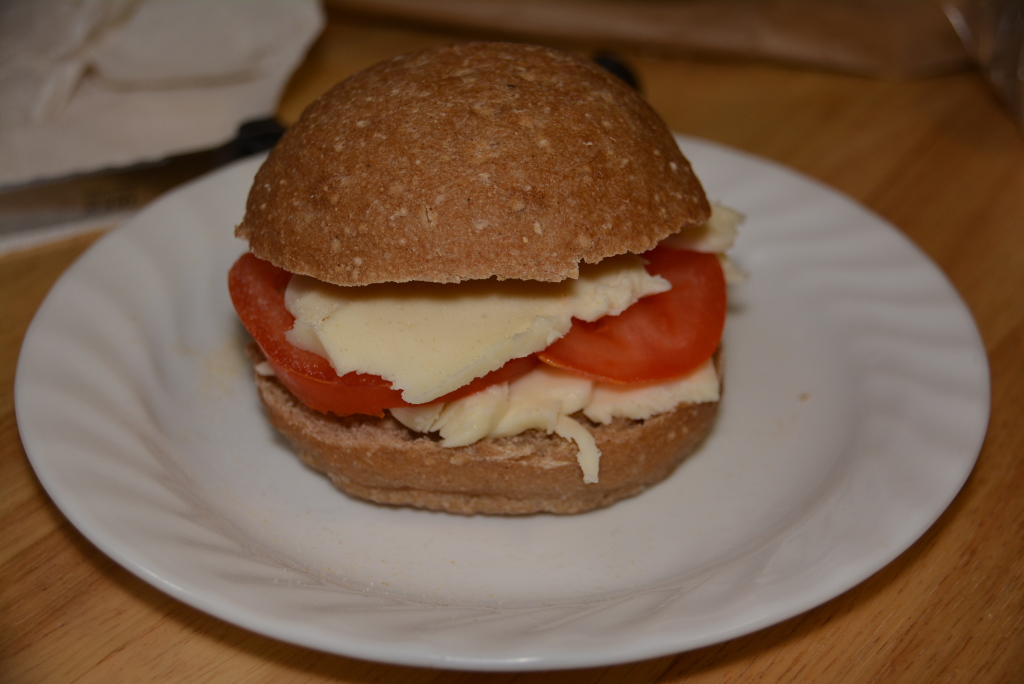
[945,0,1024,132]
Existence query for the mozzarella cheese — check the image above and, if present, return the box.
[665,203,746,284]
[284,253,669,404]
[390,359,720,483]
[663,203,742,253]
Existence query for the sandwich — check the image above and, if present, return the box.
[228,42,741,515]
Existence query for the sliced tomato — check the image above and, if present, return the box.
[538,247,726,383]
[228,253,538,417]
[229,246,726,416]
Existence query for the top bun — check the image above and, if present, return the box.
[236,42,710,285]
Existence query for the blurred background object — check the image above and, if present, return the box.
[945,0,1024,133]
[0,0,323,188]
[322,0,972,78]
[323,0,1024,134]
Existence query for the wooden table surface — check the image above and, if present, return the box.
[3,14,1023,684]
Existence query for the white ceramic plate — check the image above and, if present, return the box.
[16,136,990,671]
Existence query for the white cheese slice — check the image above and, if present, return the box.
[663,203,743,254]
[583,359,720,424]
[284,254,669,404]
[663,203,745,284]
[390,359,719,483]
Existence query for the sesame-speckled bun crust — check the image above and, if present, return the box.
[236,41,710,285]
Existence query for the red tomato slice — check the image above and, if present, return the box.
[538,247,726,383]
[228,253,537,417]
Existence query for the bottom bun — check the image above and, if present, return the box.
[251,349,721,515]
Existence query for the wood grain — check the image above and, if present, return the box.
[2,15,1022,684]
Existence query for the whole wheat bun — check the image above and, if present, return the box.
[236,41,710,285]
[251,347,721,515]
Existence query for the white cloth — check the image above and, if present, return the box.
[0,0,324,187]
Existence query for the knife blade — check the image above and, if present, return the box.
[0,118,283,236]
